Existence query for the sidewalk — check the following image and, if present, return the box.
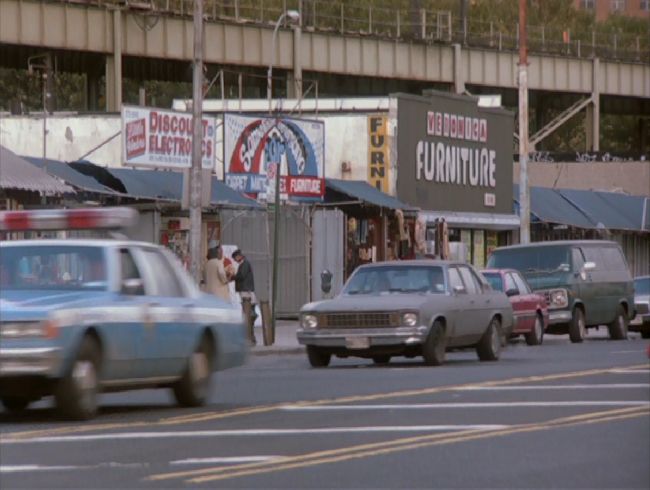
[249,319,304,356]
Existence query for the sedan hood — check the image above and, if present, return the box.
[0,290,111,313]
[302,294,432,313]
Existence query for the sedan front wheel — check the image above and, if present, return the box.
[306,346,331,368]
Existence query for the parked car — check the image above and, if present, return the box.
[297,260,513,367]
[630,275,650,338]
[487,240,634,343]
[0,208,247,419]
[481,269,549,346]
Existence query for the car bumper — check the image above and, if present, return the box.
[547,310,572,325]
[630,314,650,327]
[297,326,430,348]
[0,347,62,377]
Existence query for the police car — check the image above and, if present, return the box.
[0,208,247,420]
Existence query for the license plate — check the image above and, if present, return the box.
[346,337,370,349]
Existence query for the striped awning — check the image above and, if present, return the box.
[0,146,74,195]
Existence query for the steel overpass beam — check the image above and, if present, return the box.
[586,58,600,151]
[105,8,122,112]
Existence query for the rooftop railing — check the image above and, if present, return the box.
[47,0,650,63]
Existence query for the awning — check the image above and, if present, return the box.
[70,162,261,208]
[419,210,520,230]
[325,179,416,211]
[0,146,74,196]
[514,184,650,232]
[25,157,122,196]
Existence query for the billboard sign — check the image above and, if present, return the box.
[121,105,216,169]
[223,114,325,202]
[395,92,514,214]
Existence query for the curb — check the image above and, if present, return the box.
[249,346,305,356]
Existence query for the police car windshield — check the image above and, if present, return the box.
[343,265,446,295]
[0,245,108,291]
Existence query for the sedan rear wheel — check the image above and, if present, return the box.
[525,314,544,346]
[306,346,331,368]
[422,321,446,366]
[173,336,213,407]
[607,305,628,340]
[476,318,501,362]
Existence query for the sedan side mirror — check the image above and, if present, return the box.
[320,269,333,294]
[121,278,144,296]
[505,288,520,297]
[453,285,466,295]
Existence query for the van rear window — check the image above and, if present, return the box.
[487,246,570,273]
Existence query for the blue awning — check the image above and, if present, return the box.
[25,157,122,196]
[326,179,416,210]
[514,184,650,232]
[69,162,261,208]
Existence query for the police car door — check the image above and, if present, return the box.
[136,246,193,378]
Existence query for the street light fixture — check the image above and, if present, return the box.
[268,9,301,340]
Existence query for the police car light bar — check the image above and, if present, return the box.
[0,207,138,232]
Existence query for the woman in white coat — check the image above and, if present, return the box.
[205,244,231,303]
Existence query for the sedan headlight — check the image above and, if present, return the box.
[0,320,58,339]
[548,289,569,309]
[401,312,419,327]
[301,314,319,329]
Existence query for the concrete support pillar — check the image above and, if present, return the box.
[105,9,122,112]
[453,44,465,94]
[287,24,302,99]
[587,58,600,151]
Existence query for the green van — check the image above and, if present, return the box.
[486,240,634,343]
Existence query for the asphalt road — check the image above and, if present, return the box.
[1,331,649,489]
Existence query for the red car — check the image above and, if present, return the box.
[482,268,549,346]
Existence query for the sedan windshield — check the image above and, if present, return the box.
[0,245,108,291]
[343,265,446,295]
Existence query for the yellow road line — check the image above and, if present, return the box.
[4,363,648,441]
[145,405,648,483]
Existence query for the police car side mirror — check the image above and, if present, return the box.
[321,269,333,294]
[122,278,144,296]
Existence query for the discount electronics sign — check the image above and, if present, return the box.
[121,106,216,169]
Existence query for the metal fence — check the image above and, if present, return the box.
[49,0,650,63]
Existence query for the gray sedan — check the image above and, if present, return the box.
[297,260,513,367]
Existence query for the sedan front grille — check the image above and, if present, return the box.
[321,312,399,329]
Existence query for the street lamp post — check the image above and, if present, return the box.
[268,9,300,336]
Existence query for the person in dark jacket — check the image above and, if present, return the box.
[232,249,257,344]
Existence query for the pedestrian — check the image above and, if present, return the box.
[205,243,231,303]
[231,249,257,344]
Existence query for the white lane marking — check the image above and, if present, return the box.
[0,462,146,472]
[611,350,647,354]
[2,425,509,444]
[282,401,650,410]
[453,384,649,391]
[609,368,650,374]
[170,456,281,465]
[1,465,80,473]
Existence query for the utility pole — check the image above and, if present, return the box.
[189,0,204,282]
[518,0,530,244]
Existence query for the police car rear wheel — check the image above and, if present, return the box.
[173,337,213,407]
[1,396,31,413]
[55,336,100,420]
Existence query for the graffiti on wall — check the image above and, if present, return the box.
[224,114,325,202]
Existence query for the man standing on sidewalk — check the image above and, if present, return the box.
[232,249,257,344]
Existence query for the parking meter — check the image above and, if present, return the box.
[320,269,333,294]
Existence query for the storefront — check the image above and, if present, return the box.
[392,91,519,268]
